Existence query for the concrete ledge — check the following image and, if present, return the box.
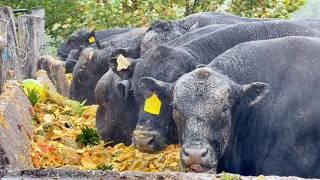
[36,70,57,92]
[0,169,310,180]
[38,56,69,96]
[0,81,34,170]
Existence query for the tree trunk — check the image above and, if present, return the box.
[185,0,191,16]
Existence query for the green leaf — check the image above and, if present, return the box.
[26,88,40,107]
[76,125,101,147]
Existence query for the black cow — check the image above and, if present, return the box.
[140,12,266,54]
[95,69,139,145]
[94,24,228,146]
[113,20,320,152]
[167,36,320,177]
[110,24,229,80]
[57,28,132,60]
[65,47,83,73]
[166,24,228,46]
[62,28,135,73]
[69,28,146,104]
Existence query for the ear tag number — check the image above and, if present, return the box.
[88,36,95,43]
[116,54,130,71]
[144,93,161,115]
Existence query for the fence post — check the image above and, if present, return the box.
[18,15,43,79]
[31,8,46,55]
[0,7,21,86]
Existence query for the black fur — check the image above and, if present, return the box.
[174,36,320,177]
[132,19,320,151]
[57,27,132,59]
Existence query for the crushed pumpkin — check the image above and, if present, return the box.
[27,82,180,172]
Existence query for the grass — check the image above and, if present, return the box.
[76,125,101,146]
[221,172,241,180]
[96,163,113,171]
[26,88,40,106]
[71,100,87,117]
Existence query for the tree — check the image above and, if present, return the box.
[227,0,305,18]
[0,0,305,47]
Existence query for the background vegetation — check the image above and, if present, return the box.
[1,0,306,47]
[292,0,320,18]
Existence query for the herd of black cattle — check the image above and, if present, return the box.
[57,12,320,177]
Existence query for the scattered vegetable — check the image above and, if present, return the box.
[22,79,46,100]
[27,82,180,172]
[26,88,40,106]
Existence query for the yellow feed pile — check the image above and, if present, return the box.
[28,86,180,172]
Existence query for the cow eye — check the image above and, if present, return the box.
[172,103,177,111]
[68,39,74,44]
[222,106,229,112]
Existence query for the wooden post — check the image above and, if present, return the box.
[18,15,43,79]
[31,8,46,56]
[0,7,21,86]
[31,8,45,18]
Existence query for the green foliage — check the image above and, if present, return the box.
[184,0,225,15]
[0,0,82,47]
[71,100,87,117]
[221,172,241,180]
[292,0,320,18]
[1,0,305,48]
[96,163,114,171]
[227,0,305,18]
[26,88,40,106]
[76,125,101,146]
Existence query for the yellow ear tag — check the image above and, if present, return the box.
[88,36,95,43]
[116,54,130,71]
[144,93,162,115]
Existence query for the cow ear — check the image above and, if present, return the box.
[189,22,199,31]
[109,57,138,80]
[87,29,97,44]
[138,77,173,99]
[116,80,132,100]
[196,64,206,69]
[240,82,270,106]
[108,49,139,79]
[150,20,172,32]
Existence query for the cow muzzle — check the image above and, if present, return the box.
[132,129,167,152]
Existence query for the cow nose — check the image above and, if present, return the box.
[182,147,209,165]
[133,132,155,152]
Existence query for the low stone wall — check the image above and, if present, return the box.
[0,169,309,180]
[38,56,69,96]
[36,70,57,92]
[0,81,34,170]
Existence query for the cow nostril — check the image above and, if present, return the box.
[147,136,154,145]
[183,149,189,157]
[201,149,208,158]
